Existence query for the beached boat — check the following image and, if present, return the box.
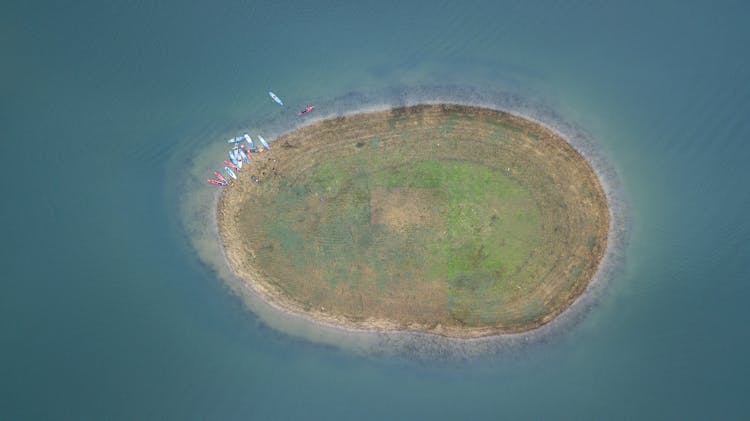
[235,149,243,169]
[224,166,237,180]
[229,150,239,167]
[214,171,228,185]
[240,144,251,157]
[238,148,250,164]
[224,159,237,170]
[258,135,270,150]
[269,92,283,106]
[243,133,255,149]
[207,178,223,186]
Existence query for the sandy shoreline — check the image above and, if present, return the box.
[214,104,610,339]
[217,195,511,340]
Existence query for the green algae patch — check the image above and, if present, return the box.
[218,105,609,337]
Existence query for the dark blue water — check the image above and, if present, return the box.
[2,0,749,419]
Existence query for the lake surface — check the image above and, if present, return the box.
[2,0,749,419]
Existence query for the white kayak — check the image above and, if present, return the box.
[234,147,244,169]
[269,91,283,106]
[258,135,270,150]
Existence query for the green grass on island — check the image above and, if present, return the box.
[218,105,609,337]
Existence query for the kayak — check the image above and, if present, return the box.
[243,133,256,149]
[229,150,239,167]
[207,178,223,186]
[269,91,283,106]
[238,148,250,164]
[224,166,237,180]
[214,171,228,185]
[235,148,243,169]
[224,159,237,170]
[258,135,270,150]
[297,105,315,116]
[240,144,251,157]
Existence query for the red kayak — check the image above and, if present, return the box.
[213,171,228,185]
[240,144,252,157]
[297,105,315,116]
[224,159,237,170]
[207,178,223,186]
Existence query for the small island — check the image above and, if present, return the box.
[218,104,609,338]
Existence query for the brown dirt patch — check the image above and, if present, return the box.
[369,188,445,232]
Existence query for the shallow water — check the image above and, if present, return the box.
[2,0,750,418]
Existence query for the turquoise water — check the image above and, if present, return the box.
[2,0,749,418]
